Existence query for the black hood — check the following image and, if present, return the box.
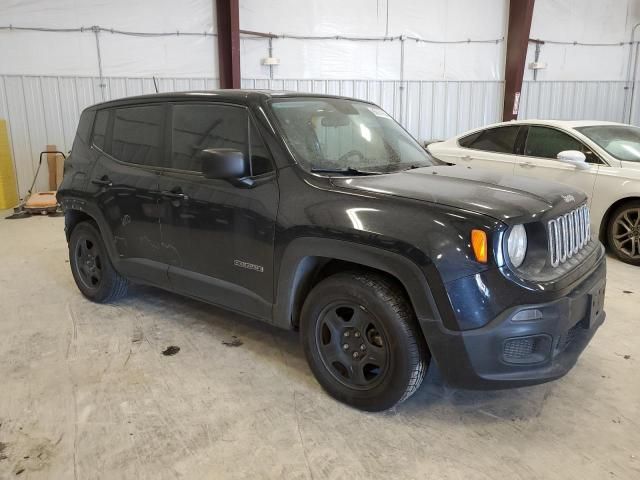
[331,165,587,225]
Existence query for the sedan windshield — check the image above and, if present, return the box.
[576,125,640,162]
[269,98,438,174]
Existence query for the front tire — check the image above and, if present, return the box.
[607,201,640,266]
[300,271,429,411]
[69,221,128,302]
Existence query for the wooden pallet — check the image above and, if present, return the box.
[24,191,58,214]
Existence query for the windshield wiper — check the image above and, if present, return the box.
[310,167,381,176]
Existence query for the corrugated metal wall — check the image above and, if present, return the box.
[519,81,631,123]
[1,74,639,199]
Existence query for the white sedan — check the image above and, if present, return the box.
[428,120,640,265]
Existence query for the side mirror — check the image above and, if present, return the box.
[200,148,246,179]
[557,150,589,170]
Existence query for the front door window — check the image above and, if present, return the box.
[524,126,600,164]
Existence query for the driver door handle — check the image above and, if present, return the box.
[161,190,189,201]
[519,161,535,168]
[91,177,112,187]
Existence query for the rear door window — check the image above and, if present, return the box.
[460,126,519,154]
[109,104,166,167]
[92,109,109,150]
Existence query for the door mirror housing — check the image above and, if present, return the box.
[200,148,246,179]
[557,150,589,169]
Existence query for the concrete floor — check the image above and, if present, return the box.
[0,213,638,480]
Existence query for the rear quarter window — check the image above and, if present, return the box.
[92,109,109,150]
[458,131,481,147]
[75,110,95,145]
[458,126,520,154]
[470,126,519,153]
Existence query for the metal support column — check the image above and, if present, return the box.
[216,0,241,89]
[502,0,535,121]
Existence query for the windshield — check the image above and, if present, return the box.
[575,125,640,162]
[269,98,438,174]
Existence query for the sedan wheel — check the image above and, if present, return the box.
[608,202,640,266]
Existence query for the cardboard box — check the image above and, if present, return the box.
[46,145,65,190]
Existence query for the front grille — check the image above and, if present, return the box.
[547,204,591,267]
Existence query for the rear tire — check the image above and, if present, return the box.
[607,200,640,266]
[69,221,128,302]
[300,271,429,411]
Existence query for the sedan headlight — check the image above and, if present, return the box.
[507,224,528,268]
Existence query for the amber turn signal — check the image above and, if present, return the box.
[471,229,488,263]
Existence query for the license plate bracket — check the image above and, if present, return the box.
[587,282,606,328]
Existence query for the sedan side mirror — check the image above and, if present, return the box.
[557,150,589,170]
[200,148,247,179]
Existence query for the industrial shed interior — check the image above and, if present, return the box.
[0,0,639,479]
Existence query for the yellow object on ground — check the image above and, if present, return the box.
[0,120,19,209]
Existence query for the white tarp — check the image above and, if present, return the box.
[0,0,217,77]
[526,0,640,81]
[2,0,638,81]
[240,0,507,80]
[1,0,507,80]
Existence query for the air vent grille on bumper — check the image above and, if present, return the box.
[503,335,551,364]
[548,204,591,267]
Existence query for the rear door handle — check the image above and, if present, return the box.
[461,155,472,162]
[91,177,112,187]
[161,190,189,201]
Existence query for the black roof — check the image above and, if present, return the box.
[90,89,369,109]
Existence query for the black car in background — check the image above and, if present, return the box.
[58,91,606,411]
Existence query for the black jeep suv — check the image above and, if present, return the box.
[58,91,606,411]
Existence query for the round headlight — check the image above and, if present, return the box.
[507,224,527,268]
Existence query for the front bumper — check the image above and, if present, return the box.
[421,247,607,389]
